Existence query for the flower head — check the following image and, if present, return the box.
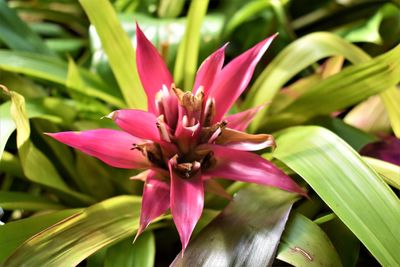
[48,24,304,253]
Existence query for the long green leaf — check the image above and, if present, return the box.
[4,196,144,267]
[0,209,79,263]
[263,45,400,131]
[9,91,94,205]
[79,0,146,109]
[273,126,400,266]
[380,87,400,138]
[363,156,400,190]
[104,232,155,267]
[0,97,76,159]
[0,50,125,107]
[0,191,64,211]
[0,0,54,56]
[174,0,209,89]
[277,213,342,267]
[282,45,400,117]
[244,32,370,110]
[319,216,360,267]
[171,185,297,267]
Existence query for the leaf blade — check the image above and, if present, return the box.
[273,126,400,266]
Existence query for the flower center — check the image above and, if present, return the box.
[132,84,225,179]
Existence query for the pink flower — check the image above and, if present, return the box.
[48,24,304,253]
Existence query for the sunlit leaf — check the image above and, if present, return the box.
[0,50,125,107]
[174,0,209,89]
[9,91,94,205]
[273,126,400,266]
[263,45,400,131]
[363,156,400,190]
[0,209,79,263]
[79,0,147,109]
[4,196,144,267]
[244,32,369,111]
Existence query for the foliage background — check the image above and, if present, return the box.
[0,0,399,266]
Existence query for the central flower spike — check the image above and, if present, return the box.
[48,24,305,254]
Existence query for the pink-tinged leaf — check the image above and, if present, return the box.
[46,129,149,169]
[193,44,226,95]
[225,104,265,131]
[107,109,160,142]
[169,158,204,253]
[136,171,170,240]
[208,34,277,122]
[136,24,173,113]
[201,144,305,196]
[216,128,275,151]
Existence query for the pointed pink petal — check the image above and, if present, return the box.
[224,104,266,131]
[137,170,170,238]
[201,144,305,196]
[107,109,160,142]
[46,129,149,169]
[169,157,204,253]
[208,34,277,122]
[136,24,173,113]
[193,44,226,95]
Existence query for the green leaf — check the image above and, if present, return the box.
[334,8,384,44]
[363,156,400,190]
[4,196,145,267]
[0,97,77,159]
[104,231,155,267]
[244,32,369,111]
[380,87,400,138]
[174,0,209,89]
[171,185,297,266]
[277,213,342,267]
[79,0,146,109]
[319,216,360,267]
[9,91,94,205]
[224,0,271,37]
[281,45,400,118]
[157,0,185,18]
[0,191,64,211]
[273,126,400,266]
[0,0,54,56]
[0,209,79,263]
[0,50,125,107]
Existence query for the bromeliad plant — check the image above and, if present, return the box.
[48,25,304,251]
[0,0,399,266]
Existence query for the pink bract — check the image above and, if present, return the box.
[48,24,305,253]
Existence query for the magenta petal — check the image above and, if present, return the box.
[193,44,226,95]
[208,34,277,122]
[108,109,160,142]
[169,158,204,253]
[136,24,173,113]
[46,129,149,169]
[137,171,170,237]
[224,104,265,131]
[201,144,305,195]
